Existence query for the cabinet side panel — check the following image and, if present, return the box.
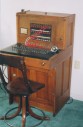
[55,56,72,112]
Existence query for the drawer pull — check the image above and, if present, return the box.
[41,62,46,66]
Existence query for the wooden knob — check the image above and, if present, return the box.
[41,62,46,66]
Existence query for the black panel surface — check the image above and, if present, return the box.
[0,43,59,60]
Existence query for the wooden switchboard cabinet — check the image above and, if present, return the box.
[8,10,75,115]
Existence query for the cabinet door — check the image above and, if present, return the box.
[29,69,54,100]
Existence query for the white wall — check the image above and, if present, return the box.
[1,0,83,101]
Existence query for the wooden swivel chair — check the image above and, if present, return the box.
[0,54,49,127]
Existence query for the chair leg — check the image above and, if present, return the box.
[4,97,22,120]
[0,103,21,120]
[25,96,50,120]
[28,107,50,120]
[22,96,26,127]
[9,94,14,104]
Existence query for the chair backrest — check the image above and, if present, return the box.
[0,54,29,89]
[0,54,24,70]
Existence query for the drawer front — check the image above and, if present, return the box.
[25,57,50,69]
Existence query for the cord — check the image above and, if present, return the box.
[66,97,73,104]
[2,65,8,80]
[0,65,8,96]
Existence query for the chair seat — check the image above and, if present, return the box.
[7,77,45,96]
